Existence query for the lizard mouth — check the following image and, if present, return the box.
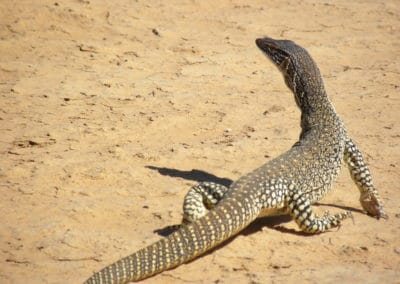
[255,37,288,67]
[255,37,280,53]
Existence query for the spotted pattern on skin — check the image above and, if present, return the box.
[344,138,387,219]
[182,182,229,223]
[288,189,352,233]
[84,37,387,284]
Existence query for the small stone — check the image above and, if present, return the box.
[152,28,160,36]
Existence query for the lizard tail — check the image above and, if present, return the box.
[84,198,260,283]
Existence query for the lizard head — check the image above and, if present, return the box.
[255,37,295,70]
[255,37,326,110]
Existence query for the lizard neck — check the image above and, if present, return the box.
[293,82,343,142]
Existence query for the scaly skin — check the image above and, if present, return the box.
[84,37,387,283]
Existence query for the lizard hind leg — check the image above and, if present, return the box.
[288,189,353,233]
[182,182,229,224]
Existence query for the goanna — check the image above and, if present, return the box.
[84,37,387,283]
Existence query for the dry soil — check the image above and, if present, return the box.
[1,1,399,283]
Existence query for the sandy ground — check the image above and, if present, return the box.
[1,0,399,283]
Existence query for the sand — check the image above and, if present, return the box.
[1,0,399,283]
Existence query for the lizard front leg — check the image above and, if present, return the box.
[344,138,388,219]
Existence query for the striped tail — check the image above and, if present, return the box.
[84,198,260,283]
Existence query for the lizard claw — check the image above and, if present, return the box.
[360,192,388,220]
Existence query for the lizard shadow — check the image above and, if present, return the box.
[154,215,294,238]
[145,166,233,187]
[315,202,364,215]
